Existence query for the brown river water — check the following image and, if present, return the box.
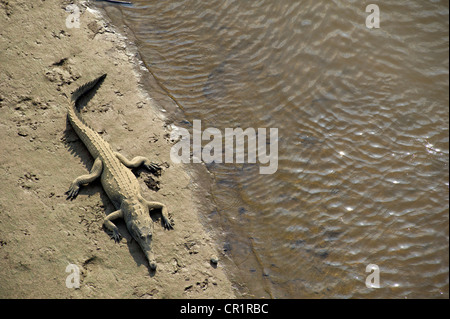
[96,0,449,298]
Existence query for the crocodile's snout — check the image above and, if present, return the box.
[132,228,156,270]
[133,235,156,270]
[144,250,157,270]
[149,260,157,270]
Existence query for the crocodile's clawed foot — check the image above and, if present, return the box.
[65,184,80,200]
[110,228,122,243]
[162,216,174,230]
[143,162,162,176]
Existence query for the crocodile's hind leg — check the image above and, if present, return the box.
[103,209,123,242]
[66,157,103,200]
[145,200,173,230]
[115,152,161,175]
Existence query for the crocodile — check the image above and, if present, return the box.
[65,74,173,270]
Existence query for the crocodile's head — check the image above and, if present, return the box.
[122,199,157,270]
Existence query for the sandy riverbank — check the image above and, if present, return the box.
[0,0,236,298]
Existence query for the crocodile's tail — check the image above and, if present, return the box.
[67,74,107,158]
[71,73,107,107]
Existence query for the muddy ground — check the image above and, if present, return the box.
[0,0,236,298]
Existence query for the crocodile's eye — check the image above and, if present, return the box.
[140,233,152,239]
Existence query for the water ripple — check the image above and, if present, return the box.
[102,0,449,298]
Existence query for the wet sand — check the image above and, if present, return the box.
[0,0,235,298]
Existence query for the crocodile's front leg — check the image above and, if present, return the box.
[66,157,103,200]
[115,152,161,175]
[103,209,123,242]
[145,200,173,230]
